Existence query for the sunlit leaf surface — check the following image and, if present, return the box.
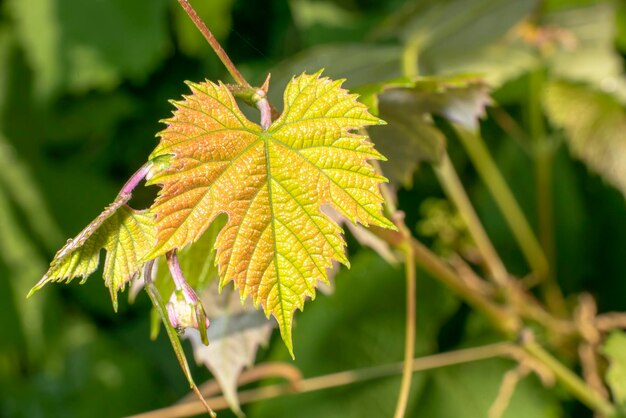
[30,196,156,309]
[147,71,394,353]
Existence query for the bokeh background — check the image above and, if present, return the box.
[1,0,626,417]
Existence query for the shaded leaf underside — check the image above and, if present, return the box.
[147,72,394,353]
[544,81,626,198]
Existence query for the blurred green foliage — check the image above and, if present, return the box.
[1,0,626,417]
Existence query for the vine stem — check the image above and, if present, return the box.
[522,336,616,417]
[120,162,152,197]
[392,215,417,418]
[176,0,251,87]
[452,126,551,290]
[408,236,520,336]
[128,343,514,418]
[528,68,567,316]
[434,153,509,285]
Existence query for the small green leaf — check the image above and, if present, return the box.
[603,331,626,409]
[29,196,156,310]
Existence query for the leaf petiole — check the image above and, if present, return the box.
[143,259,216,417]
[120,162,152,197]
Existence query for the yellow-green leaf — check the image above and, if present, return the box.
[29,195,156,310]
[147,71,395,354]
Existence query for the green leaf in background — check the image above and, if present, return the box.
[0,134,62,364]
[415,358,562,418]
[8,0,169,96]
[602,331,626,410]
[370,90,446,187]
[30,198,156,310]
[367,75,491,187]
[267,44,402,101]
[172,0,234,58]
[544,81,626,198]
[544,3,626,103]
[382,0,538,87]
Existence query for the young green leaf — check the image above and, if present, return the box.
[146,71,395,354]
[29,195,156,310]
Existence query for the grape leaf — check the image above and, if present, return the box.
[366,75,490,187]
[186,283,273,414]
[544,81,626,198]
[29,195,156,309]
[146,71,395,354]
[545,3,626,103]
[602,331,626,408]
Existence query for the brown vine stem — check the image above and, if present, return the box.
[127,343,515,418]
[178,362,303,403]
[177,0,251,87]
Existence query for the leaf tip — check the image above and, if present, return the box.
[277,317,295,359]
[26,286,39,299]
[27,275,50,298]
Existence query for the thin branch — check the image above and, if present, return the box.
[120,162,152,197]
[393,214,417,418]
[408,235,520,336]
[488,106,532,154]
[176,0,250,87]
[178,362,303,403]
[434,152,509,285]
[489,365,529,418]
[575,294,609,400]
[522,332,616,417]
[527,68,567,316]
[454,125,549,281]
[596,312,626,332]
[127,343,515,418]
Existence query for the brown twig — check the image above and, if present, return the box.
[177,0,251,87]
[126,343,515,418]
[575,294,609,400]
[489,365,530,418]
[178,362,303,403]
